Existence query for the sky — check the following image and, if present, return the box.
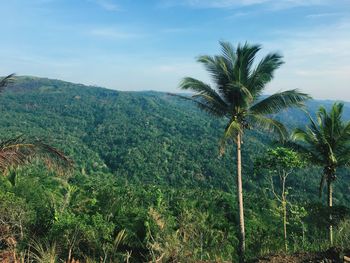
[0,0,350,100]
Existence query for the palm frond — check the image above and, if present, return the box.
[334,121,350,166]
[0,74,15,92]
[178,77,229,116]
[248,53,284,97]
[234,42,261,84]
[180,77,228,106]
[219,118,242,155]
[292,125,321,148]
[197,55,230,82]
[224,118,242,139]
[250,89,311,115]
[167,93,227,117]
[0,136,73,175]
[197,55,234,101]
[219,41,236,66]
[291,128,308,141]
[36,141,74,171]
[248,114,288,141]
[113,229,127,250]
[226,82,254,107]
[319,173,327,198]
[292,124,327,165]
[337,150,350,166]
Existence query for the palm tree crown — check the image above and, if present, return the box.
[180,42,311,147]
[293,103,350,192]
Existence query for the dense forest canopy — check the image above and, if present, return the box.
[0,76,349,262]
[2,76,349,196]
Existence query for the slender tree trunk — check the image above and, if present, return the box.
[282,175,288,252]
[68,247,72,263]
[282,199,288,252]
[236,132,245,262]
[327,180,333,245]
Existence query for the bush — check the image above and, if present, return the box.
[335,218,350,249]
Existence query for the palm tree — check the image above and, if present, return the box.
[292,103,350,245]
[176,42,310,261]
[0,74,72,174]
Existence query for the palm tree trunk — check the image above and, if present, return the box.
[327,180,333,245]
[236,132,245,262]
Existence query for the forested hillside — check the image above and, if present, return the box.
[0,76,349,262]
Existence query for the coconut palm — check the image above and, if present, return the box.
[0,74,72,174]
[177,42,310,261]
[292,102,350,245]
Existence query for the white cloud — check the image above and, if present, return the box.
[226,11,252,18]
[306,12,343,19]
[161,27,197,33]
[89,0,120,11]
[263,19,350,100]
[87,27,141,39]
[159,0,330,9]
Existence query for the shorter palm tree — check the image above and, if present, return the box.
[292,103,350,244]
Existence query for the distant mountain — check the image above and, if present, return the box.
[1,76,349,203]
[276,98,350,128]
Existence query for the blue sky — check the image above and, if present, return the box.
[1,0,349,100]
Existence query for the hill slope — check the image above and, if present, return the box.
[1,76,349,199]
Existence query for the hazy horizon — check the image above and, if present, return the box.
[1,0,349,100]
[7,74,349,103]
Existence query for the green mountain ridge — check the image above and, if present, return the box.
[1,76,349,196]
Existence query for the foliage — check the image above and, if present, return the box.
[0,76,348,261]
[335,218,350,249]
[0,191,34,251]
[255,147,306,173]
[255,147,306,251]
[30,239,58,263]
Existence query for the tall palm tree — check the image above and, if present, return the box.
[177,42,310,261]
[292,103,350,245]
[0,74,72,174]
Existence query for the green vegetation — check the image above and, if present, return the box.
[255,147,306,252]
[0,60,349,261]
